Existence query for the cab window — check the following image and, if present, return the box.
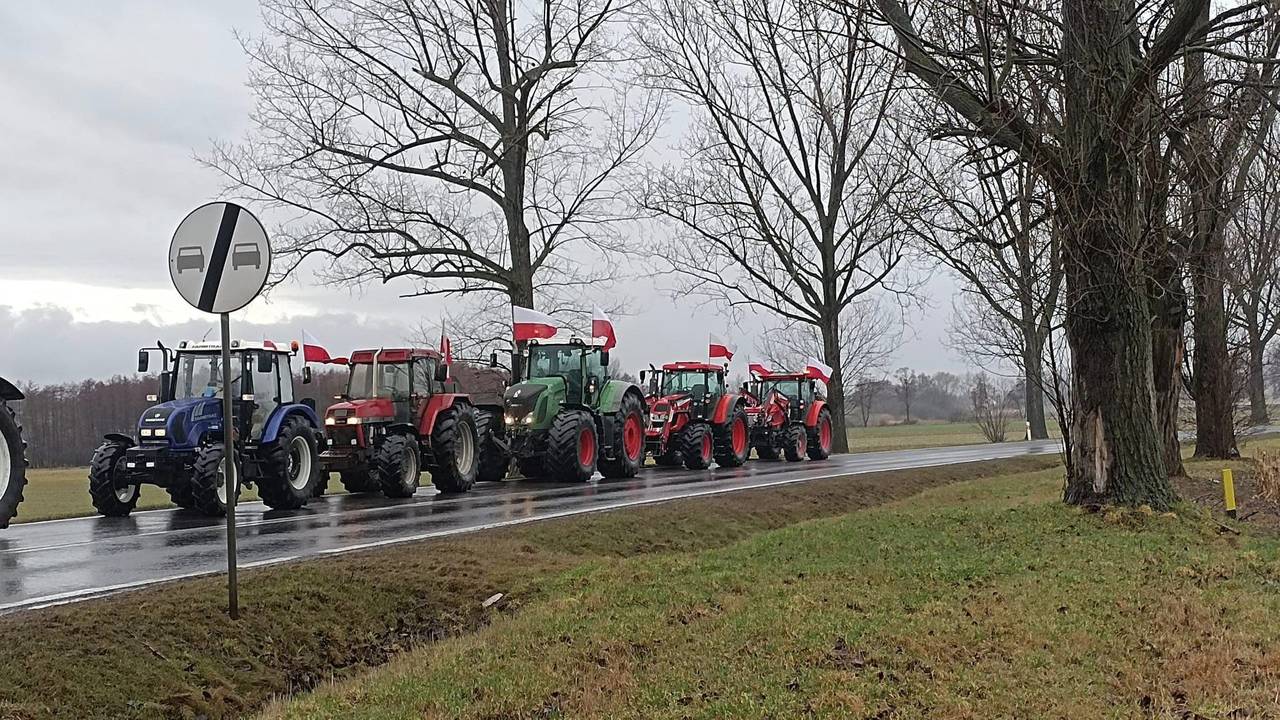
[413,358,437,395]
[279,356,294,404]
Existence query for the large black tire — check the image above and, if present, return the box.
[545,410,597,483]
[0,401,28,528]
[807,408,834,460]
[258,416,322,510]
[679,422,714,470]
[427,404,479,493]
[374,432,421,498]
[516,456,545,479]
[88,438,140,517]
[474,408,510,483]
[339,469,375,493]
[190,443,238,517]
[166,483,197,510]
[755,444,780,461]
[600,393,645,479]
[654,451,683,467]
[783,423,807,462]
[713,406,750,468]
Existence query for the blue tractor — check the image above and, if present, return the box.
[89,340,325,517]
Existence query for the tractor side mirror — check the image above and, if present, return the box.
[600,351,610,367]
[302,366,312,384]
[639,370,647,383]
[489,352,499,368]
[257,351,273,374]
[435,362,450,383]
[137,350,149,373]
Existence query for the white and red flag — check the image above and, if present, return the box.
[302,330,333,364]
[592,308,617,351]
[748,361,773,377]
[709,333,735,361]
[512,306,560,342]
[805,357,833,383]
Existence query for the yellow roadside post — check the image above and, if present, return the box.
[1222,468,1237,520]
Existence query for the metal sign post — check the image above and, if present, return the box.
[168,201,271,620]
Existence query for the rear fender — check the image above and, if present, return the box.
[0,377,22,402]
[595,380,641,414]
[261,404,322,444]
[104,433,135,447]
[804,400,828,428]
[710,394,745,424]
[419,394,470,436]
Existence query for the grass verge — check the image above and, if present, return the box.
[0,457,1054,720]
[261,457,1280,719]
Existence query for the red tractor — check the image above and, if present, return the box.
[640,362,751,469]
[320,348,507,496]
[744,371,834,461]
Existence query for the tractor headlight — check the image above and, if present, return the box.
[154,428,167,438]
[346,417,362,425]
[523,412,535,425]
[140,428,152,437]
[325,416,337,426]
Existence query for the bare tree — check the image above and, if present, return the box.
[208,0,661,371]
[894,367,915,423]
[849,377,887,427]
[970,374,1012,443]
[635,0,916,453]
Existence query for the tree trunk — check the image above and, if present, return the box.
[1021,321,1049,440]
[820,314,850,453]
[1150,279,1187,476]
[1190,254,1238,457]
[1248,328,1269,425]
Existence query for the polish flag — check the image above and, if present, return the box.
[805,357,833,383]
[302,330,332,364]
[512,306,560,342]
[709,333,734,361]
[439,331,452,366]
[592,308,617,351]
[749,361,773,377]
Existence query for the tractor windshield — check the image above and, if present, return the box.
[526,344,606,403]
[173,353,244,400]
[346,362,411,400]
[661,370,723,403]
[759,378,806,404]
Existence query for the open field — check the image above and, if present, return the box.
[847,418,1061,452]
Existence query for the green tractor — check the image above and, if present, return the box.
[500,338,646,482]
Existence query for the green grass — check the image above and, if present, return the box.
[847,418,1062,452]
[16,467,264,522]
[262,460,1280,719]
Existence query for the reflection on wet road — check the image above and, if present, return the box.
[0,439,1061,613]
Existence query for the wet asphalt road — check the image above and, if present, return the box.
[0,439,1061,614]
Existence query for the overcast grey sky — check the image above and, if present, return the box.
[0,1,962,385]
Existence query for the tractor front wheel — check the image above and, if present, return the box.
[428,404,480,493]
[783,424,807,462]
[0,400,28,528]
[546,410,598,483]
[258,417,322,510]
[755,444,779,461]
[374,432,421,498]
[714,407,750,468]
[339,469,375,493]
[600,394,644,479]
[679,423,714,470]
[654,451,683,467]
[474,408,510,483]
[88,438,139,517]
[807,408,834,460]
[189,443,238,517]
[516,456,545,480]
[166,483,197,510]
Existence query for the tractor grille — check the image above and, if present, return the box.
[328,425,361,448]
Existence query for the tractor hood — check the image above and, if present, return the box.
[503,378,562,429]
[325,397,395,425]
[137,397,221,448]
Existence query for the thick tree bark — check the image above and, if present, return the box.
[1020,316,1049,439]
[1150,278,1187,476]
[1247,328,1269,425]
[821,315,851,453]
[1191,259,1238,457]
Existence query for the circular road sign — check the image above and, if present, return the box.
[168,202,271,314]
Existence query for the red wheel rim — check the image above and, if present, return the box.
[579,427,595,466]
[731,417,748,454]
[820,417,832,451]
[702,433,712,461]
[623,414,643,460]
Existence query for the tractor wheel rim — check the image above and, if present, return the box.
[702,433,712,460]
[0,438,10,498]
[455,424,475,474]
[216,464,231,506]
[113,460,136,503]
[578,426,595,467]
[288,435,312,490]
[731,417,747,455]
[402,445,420,488]
[623,414,643,460]
[820,418,832,451]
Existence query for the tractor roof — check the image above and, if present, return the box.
[757,371,809,381]
[179,340,295,354]
[349,348,441,364]
[528,334,611,348]
[662,361,725,372]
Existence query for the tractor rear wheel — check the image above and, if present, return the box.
[88,438,139,517]
[190,443,238,517]
[374,432,421,498]
[807,408,834,460]
[783,424,807,462]
[679,423,714,470]
[474,408,510,483]
[0,400,28,528]
[755,444,779,461]
[654,451,683,467]
[600,394,644,479]
[546,410,597,483]
[427,404,479,493]
[258,417,322,510]
[166,483,197,510]
[339,469,375,493]
[713,407,750,468]
[516,456,545,479]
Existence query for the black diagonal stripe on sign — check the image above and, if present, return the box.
[198,204,240,312]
